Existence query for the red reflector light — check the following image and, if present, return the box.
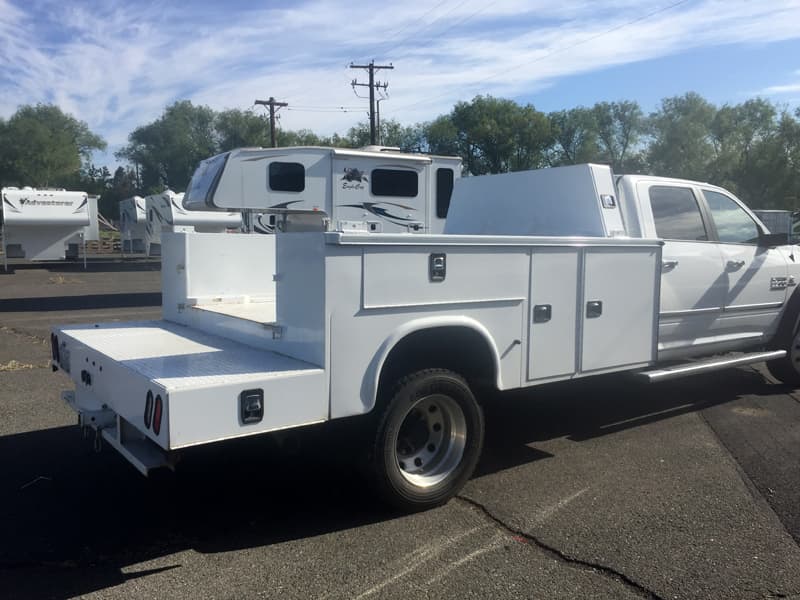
[152,395,163,435]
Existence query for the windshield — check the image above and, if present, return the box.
[184,152,229,208]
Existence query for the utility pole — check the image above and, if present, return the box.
[254,97,288,148]
[350,61,393,145]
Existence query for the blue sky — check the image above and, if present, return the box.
[1,0,800,169]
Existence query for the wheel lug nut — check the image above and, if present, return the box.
[427,444,435,452]
[433,423,441,432]
[414,458,423,467]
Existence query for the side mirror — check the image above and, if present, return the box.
[759,232,790,247]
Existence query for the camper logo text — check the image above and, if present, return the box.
[19,198,72,206]
[341,168,367,190]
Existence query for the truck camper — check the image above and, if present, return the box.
[183,146,462,234]
[52,158,800,512]
[1,187,91,268]
[144,190,242,256]
[119,196,147,253]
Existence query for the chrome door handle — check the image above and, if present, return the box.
[662,260,679,272]
[726,260,746,270]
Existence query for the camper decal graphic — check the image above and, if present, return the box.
[17,197,72,207]
[268,200,303,210]
[72,197,88,213]
[2,196,20,212]
[341,168,367,190]
[253,214,274,234]
[339,201,417,225]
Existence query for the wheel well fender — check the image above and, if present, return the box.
[364,316,503,413]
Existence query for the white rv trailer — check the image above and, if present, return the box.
[1,187,90,268]
[145,190,242,256]
[119,196,148,253]
[183,146,462,234]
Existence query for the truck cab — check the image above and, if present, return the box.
[617,176,797,359]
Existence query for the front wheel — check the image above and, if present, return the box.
[767,327,800,386]
[371,369,484,512]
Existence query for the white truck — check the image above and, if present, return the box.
[183,145,462,234]
[119,196,148,253]
[144,190,242,256]
[1,187,92,269]
[51,160,800,511]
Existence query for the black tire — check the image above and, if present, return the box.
[767,330,800,386]
[370,368,484,512]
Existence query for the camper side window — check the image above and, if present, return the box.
[268,162,305,192]
[436,169,454,218]
[371,169,418,198]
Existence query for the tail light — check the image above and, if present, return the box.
[152,395,163,435]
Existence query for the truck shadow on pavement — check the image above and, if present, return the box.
[0,367,782,599]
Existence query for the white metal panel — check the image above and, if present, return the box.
[181,232,276,302]
[527,249,579,380]
[444,164,612,237]
[363,247,528,309]
[275,233,327,366]
[581,247,659,371]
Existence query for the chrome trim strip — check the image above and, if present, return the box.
[660,307,721,318]
[639,350,786,382]
[723,302,784,312]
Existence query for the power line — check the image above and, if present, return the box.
[394,0,693,112]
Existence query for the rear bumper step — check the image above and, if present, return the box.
[638,350,786,383]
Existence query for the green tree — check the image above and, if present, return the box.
[546,107,600,166]
[117,100,217,192]
[0,104,105,187]
[425,95,550,174]
[216,109,271,152]
[647,92,716,180]
[343,119,426,151]
[592,100,646,172]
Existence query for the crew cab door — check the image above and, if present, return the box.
[700,188,788,336]
[636,182,726,354]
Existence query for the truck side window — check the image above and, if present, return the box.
[703,190,760,244]
[649,186,708,241]
[268,162,305,192]
[436,169,455,218]
[371,169,418,198]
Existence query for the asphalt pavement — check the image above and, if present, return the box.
[0,260,799,599]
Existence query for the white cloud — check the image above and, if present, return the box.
[1,0,800,168]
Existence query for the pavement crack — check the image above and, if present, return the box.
[455,495,666,600]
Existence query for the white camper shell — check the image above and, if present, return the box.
[145,190,242,256]
[1,187,91,267]
[52,160,800,512]
[183,146,462,234]
[119,196,148,253]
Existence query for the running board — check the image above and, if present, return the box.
[638,350,786,383]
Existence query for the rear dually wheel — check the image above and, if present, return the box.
[371,369,484,512]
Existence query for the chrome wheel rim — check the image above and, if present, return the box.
[393,393,467,488]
